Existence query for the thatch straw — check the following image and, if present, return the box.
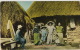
[1,1,28,37]
[27,1,80,18]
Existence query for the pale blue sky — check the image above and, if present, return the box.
[17,1,33,11]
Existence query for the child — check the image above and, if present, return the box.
[40,26,48,44]
[55,34,60,46]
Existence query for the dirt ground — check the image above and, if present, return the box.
[13,43,80,50]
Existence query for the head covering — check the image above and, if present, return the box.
[18,25,22,29]
[47,21,54,25]
[41,26,46,29]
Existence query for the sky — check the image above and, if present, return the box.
[17,1,33,11]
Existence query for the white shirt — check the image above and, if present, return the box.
[46,25,55,35]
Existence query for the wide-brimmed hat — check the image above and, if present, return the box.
[41,26,46,29]
[18,25,22,29]
[47,21,54,25]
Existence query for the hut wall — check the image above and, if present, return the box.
[1,2,28,38]
[66,16,80,43]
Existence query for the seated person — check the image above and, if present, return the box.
[15,25,26,48]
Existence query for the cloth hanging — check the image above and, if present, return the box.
[7,20,15,39]
[70,19,76,28]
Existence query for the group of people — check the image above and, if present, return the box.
[33,21,64,46]
[14,21,64,48]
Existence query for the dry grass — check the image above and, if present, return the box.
[1,1,28,37]
[27,1,80,18]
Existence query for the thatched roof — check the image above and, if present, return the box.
[27,1,80,18]
[1,1,28,37]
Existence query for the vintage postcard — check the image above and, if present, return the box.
[0,1,80,50]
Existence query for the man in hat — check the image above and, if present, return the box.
[15,25,26,48]
[46,21,56,44]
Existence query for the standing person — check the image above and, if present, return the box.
[46,21,55,44]
[56,23,64,45]
[55,34,60,46]
[40,26,48,44]
[15,25,26,48]
[33,24,40,45]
